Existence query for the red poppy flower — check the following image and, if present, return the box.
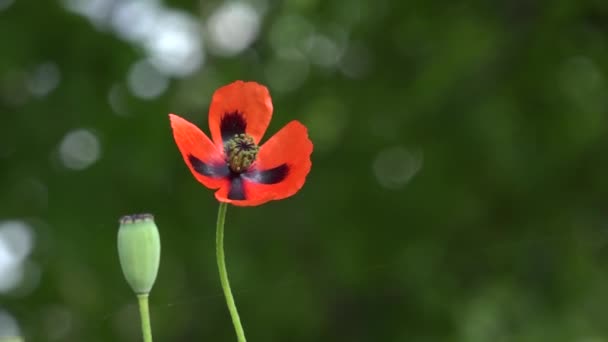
[169,81,313,206]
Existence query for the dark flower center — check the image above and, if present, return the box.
[225,133,259,172]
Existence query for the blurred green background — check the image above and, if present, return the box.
[2,0,608,341]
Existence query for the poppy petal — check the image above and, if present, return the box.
[169,114,228,189]
[213,178,275,206]
[208,81,273,148]
[213,121,312,206]
[230,121,313,205]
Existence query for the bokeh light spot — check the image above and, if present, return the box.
[111,0,160,43]
[207,2,261,57]
[304,34,341,68]
[0,310,20,337]
[62,0,113,27]
[0,263,23,293]
[339,41,372,79]
[0,222,34,262]
[373,146,423,189]
[127,60,169,100]
[58,129,101,170]
[0,0,14,11]
[0,221,34,293]
[63,0,204,77]
[108,83,129,116]
[26,62,61,97]
[144,10,204,77]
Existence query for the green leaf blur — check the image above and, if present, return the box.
[1,0,608,341]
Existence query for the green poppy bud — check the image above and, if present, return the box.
[118,214,161,295]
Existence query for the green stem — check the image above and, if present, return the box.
[137,294,153,342]
[216,202,247,342]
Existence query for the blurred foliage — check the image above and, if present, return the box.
[2,0,608,341]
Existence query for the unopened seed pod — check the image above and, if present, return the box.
[117,214,161,294]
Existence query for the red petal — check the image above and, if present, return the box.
[214,184,274,207]
[236,120,313,205]
[208,81,273,148]
[169,114,227,189]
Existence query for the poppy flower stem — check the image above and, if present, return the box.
[216,202,247,342]
[137,294,153,342]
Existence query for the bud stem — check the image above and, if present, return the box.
[137,294,153,342]
[216,202,247,342]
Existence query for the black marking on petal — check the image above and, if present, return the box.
[188,155,230,178]
[220,111,247,143]
[243,164,289,184]
[228,176,246,200]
